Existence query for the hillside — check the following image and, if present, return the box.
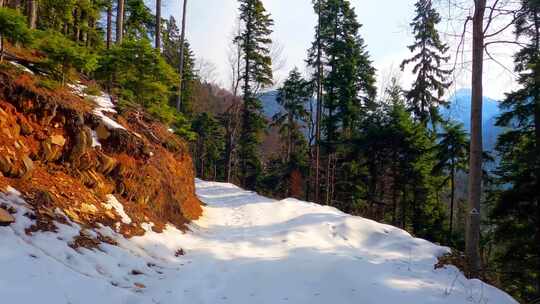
[0,59,202,236]
[0,179,517,303]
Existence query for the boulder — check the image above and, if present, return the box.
[21,155,34,178]
[0,208,15,226]
[0,154,13,176]
[41,139,62,162]
[96,123,111,141]
[50,134,66,146]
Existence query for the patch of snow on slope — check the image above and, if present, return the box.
[9,61,34,74]
[103,195,131,225]
[0,181,517,304]
[68,83,126,130]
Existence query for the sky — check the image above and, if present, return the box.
[161,0,519,100]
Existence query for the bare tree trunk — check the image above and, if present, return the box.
[0,35,4,63]
[314,0,323,204]
[116,0,124,44]
[466,0,486,278]
[0,0,4,7]
[176,0,188,112]
[449,162,455,244]
[28,0,37,29]
[106,3,112,49]
[155,0,161,50]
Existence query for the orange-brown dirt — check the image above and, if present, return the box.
[0,62,202,238]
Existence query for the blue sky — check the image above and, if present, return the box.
[161,0,517,100]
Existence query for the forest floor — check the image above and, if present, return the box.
[0,179,517,304]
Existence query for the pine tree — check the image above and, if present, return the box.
[123,0,154,40]
[192,112,225,180]
[489,1,540,300]
[273,68,310,162]
[272,68,311,197]
[235,0,273,189]
[307,0,376,206]
[434,121,469,244]
[401,0,451,126]
[0,7,31,62]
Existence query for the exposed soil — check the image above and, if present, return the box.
[0,58,202,239]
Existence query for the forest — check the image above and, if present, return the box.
[0,0,538,302]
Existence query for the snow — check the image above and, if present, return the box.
[90,129,101,148]
[8,61,34,75]
[0,180,517,304]
[68,83,126,130]
[103,195,132,225]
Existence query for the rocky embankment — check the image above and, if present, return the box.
[0,62,202,240]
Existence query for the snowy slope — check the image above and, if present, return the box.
[0,180,516,304]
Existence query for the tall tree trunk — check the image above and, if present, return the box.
[116,0,124,44]
[0,35,4,63]
[314,0,323,204]
[533,7,540,296]
[449,163,455,244]
[155,0,161,50]
[466,0,486,278]
[106,3,112,49]
[28,0,37,29]
[240,3,252,188]
[176,0,188,112]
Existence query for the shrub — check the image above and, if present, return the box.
[33,30,98,84]
[0,8,33,62]
[96,39,191,132]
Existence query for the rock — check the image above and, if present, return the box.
[96,123,110,141]
[41,139,62,162]
[21,155,34,178]
[0,154,13,176]
[80,203,98,215]
[0,208,15,226]
[70,127,92,165]
[50,134,66,146]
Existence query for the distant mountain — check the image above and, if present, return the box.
[441,89,504,151]
[260,88,505,151]
[259,91,283,119]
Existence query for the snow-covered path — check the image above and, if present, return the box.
[0,180,517,303]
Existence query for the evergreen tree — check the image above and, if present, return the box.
[235,0,273,189]
[489,1,540,300]
[96,39,178,123]
[124,0,154,40]
[35,30,98,84]
[273,68,310,162]
[400,0,451,126]
[0,7,32,62]
[192,112,225,180]
[433,121,469,244]
[272,68,311,197]
[307,0,376,206]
